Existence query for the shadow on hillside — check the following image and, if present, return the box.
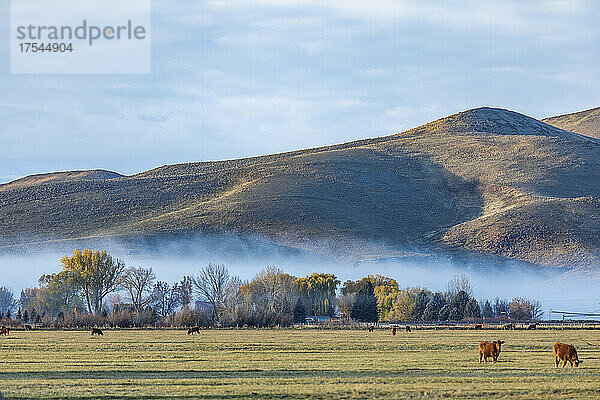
[0,148,485,262]
[212,147,485,249]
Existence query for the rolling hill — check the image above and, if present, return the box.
[1,107,599,268]
[543,107,600,139]
[1,170,123,191]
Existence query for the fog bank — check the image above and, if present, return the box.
[1,234,599,319]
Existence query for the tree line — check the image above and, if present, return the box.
[0,249,543,328]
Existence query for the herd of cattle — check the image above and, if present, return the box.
[0,323,583,367]
[388,324,581,368]
[473,339,580,368]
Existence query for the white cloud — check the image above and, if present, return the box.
[540,71,600,89]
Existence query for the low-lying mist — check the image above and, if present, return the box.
[1,233,599,319]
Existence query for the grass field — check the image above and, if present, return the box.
[1,328,600,399]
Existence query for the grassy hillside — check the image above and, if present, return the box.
[543,107,600,139]
[1,169,123,190]
[1,107,599,268]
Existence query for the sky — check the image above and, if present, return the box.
[1,0,600,183]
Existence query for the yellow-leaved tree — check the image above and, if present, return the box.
[61,249,125,315]
[388,290,416,322]
[295,273,340,316]
[374,284,398,321]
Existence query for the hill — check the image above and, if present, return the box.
[542,107,600,139]
[1,169,123,191]
[1,107,599,268]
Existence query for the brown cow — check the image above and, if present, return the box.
[474,324,482,330]
[391,327,397,336]
[478,340,505,363]
[502,323,515,330]
[187,326,200,335]
[554,342,581,368]
[24,324,33,331]
[368,326,374,332]
[90,328,103,336]
[405,325,411,333]
[0,326,9,336]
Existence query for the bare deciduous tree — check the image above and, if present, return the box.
[221,276,249,325]
[0,287,15,316]
[122,267,156,312]
[179,276,194,309]
[246,267,296,326]
[194,264,230,323]
[445,274,472,299]
[152,281,180,317]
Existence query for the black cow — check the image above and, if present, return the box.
[188,326,200,335]
[91,328,104,336]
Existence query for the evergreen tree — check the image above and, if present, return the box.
[23,309,29,323]
[464,298,481,319]
[422,301,439,321]
[450,290,470,317]
[410,290,431,321]
[493,298,509,318]
[293,297,306,323]
[17,307,21,320]
[448,307,462,321]
[422,292,446,321]
[438,304,451,321]
[482,300,494,319]
[351,281,378,322]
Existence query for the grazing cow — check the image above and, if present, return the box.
[478,340,505,363]
[554,342,581,368]
[502,323,515,330]
[187,326,200,335]
[391,327,397,336]
[90,328,103,336]
[0,326,9,336]
[24,324,32,331]
[368,326,374,332]
[474,324,482,330]
[527,324,536,330]
[405,325,411,333]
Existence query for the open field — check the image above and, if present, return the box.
[1,328,600,399]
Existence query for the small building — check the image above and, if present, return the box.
[305,316,331,324]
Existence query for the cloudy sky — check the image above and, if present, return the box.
[1,0,599,183]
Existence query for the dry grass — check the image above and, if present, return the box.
[1,328,600,399]
[543,107,600,139]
